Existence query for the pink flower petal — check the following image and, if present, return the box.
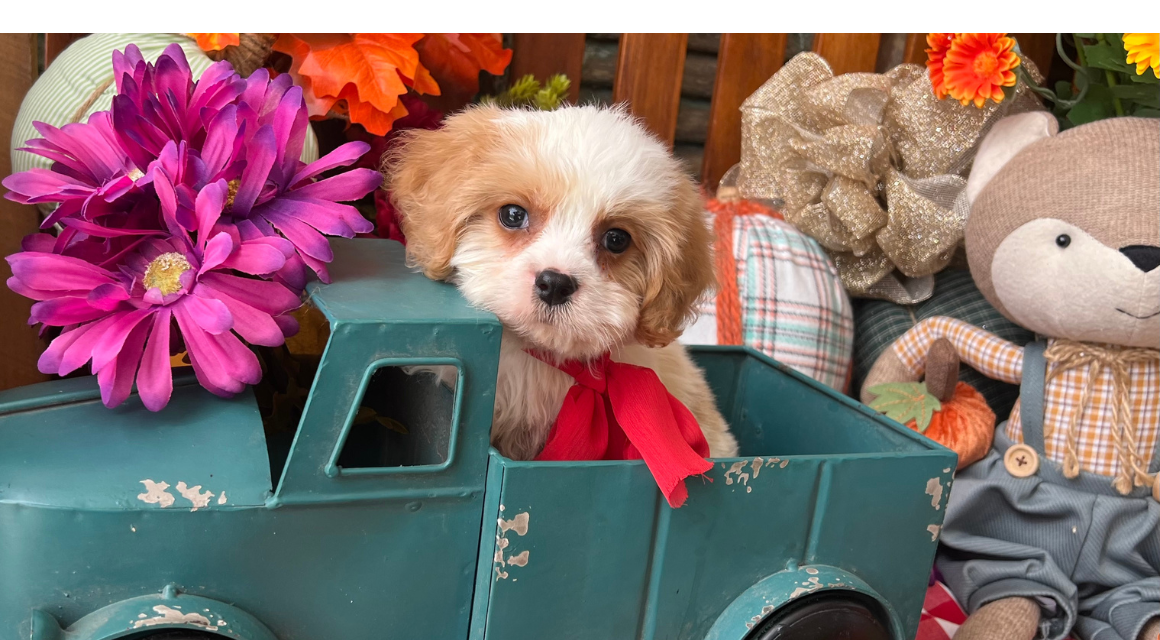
[259,198,356,237]
[174,304,244,394]
[90,308,152,372]
[288,168,382,204]
[58,314,121,375]
[200,272,301,315]
[202,106,239,177]
[232,125,276,215]
[38,323,97,375]
[180,291,233,335]
[97,319,150,408]
[87,283,131,311]
[30,297,109,326]
[219,240,288,275]
[8,252,115,291]
[198,232,234,273]
[137,308,173,411]
[274,314,300,338]
[261,211,334,262]
[200,287,288,347]
[290,141,370,187]
[195,180,228,244]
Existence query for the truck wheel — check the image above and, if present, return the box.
[744,593,892,640]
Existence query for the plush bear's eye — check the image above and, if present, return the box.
[1056,234,1071,248]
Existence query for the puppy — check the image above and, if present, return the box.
[386,104,738,460]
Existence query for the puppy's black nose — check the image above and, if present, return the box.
[1121,245,1160,273]
[535,270,578,306]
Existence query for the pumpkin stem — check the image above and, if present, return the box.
[925,338,960,402]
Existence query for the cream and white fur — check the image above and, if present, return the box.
[386,105,738,460]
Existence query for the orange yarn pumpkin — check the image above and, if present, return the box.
[906,381,996,470]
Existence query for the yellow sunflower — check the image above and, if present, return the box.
[1123,33,1159,78]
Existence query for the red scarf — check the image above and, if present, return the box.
[530,351,713,508]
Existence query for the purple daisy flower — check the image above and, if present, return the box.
[188,75,381,286]
[111,43,245,170]
[7,183,301,410]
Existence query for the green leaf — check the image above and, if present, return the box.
[867,382,941,432]
[1067,82,1114,125]
[1082,43,1134,74]
[1132,107,1160,118]
[1128,69,1160,84]
[1054,80,1076,100]
[1112,84,1160,108]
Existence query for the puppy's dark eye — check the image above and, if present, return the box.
[1056,234,1071,248]
[602,228,631,254]
[498,204,529,230]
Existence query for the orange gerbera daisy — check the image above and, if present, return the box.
[942,33,1021,108]
[926,33,955,99]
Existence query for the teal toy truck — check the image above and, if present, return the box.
[0,238,956,640]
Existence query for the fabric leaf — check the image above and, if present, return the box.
[868,382,942,432]
[272,33,432,135]
[188,33,240,52]
[416,34,512,102]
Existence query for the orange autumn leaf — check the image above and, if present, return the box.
[188,33,240,52]
[417,33,512,100]
[272,33,436,135]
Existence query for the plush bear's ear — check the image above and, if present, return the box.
[965,111,1059,205]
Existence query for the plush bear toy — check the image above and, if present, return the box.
[862,113,1160,640]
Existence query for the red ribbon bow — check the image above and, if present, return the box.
[530,351,713,508]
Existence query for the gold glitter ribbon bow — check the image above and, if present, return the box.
[731,53,1043,303]
[1044,340,1160,495]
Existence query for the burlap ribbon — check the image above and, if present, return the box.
[1045,339,1160,495]
[731,53,1043,303]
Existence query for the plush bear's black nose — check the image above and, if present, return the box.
[535,270,578,306]
[1120,245,1160,273]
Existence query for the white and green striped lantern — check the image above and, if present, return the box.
[11,33,319,182]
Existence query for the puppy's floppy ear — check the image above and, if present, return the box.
[966,111,1058,205]
[383,105,502,280]
[635,179,716,348]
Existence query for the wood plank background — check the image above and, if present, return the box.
[0,34,51,391]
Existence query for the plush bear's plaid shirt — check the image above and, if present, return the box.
[893,317,1159,478]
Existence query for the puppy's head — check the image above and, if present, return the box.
[386,105,713,360]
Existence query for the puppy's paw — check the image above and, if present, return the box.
[402,365,458,391]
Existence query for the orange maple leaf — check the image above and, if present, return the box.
[416,34,512,100]
[272,33,439,135]
[187,33,241,52]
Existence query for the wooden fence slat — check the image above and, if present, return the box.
[701,33,787,190]
[1011,33,1055,79]
[509,33,586,104]
[45,33,85,68]
[1,34,51,391]
[903,33,929,65]
[812,33,882,75]
[613,33,688,148]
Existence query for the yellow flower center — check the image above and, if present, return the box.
[143,252,193,296]
[226,178,242,209]
[127,168,145,181]
[973,52,999,78]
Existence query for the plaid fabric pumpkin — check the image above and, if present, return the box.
[681,207,854,392]
[852,269,1035,418]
